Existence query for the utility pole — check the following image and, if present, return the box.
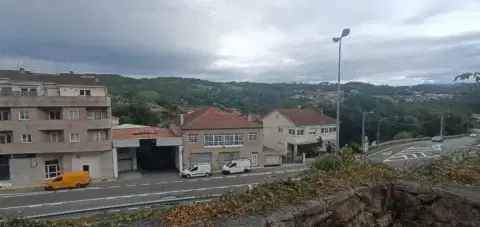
[361,112,366,153]
[376,121,381,153]
[440,112,444,137]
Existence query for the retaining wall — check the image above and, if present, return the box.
[221,180,480,227]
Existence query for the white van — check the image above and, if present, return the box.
[182,162,212,178]
[222,159,252,174]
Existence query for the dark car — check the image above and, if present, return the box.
[431,136,444,143]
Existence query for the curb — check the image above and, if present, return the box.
[0,184,42,191]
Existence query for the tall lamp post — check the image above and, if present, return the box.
[333,28,350,149]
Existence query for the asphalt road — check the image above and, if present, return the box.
[367,137,478,168]
[0,164,308,217]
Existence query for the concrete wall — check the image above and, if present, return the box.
[262,110,292,152]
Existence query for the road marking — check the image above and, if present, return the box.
[141,183,151,186]
[109,186,121,189]
[126,185,136,187]
[127,207,139,211]
[0,183,262,210]
[107,209,121,213]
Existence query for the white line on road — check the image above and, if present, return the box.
[141,183,151,186]
[0,183,262,210]
[109,186,121,189]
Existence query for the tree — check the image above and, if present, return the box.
[454,72,480,83]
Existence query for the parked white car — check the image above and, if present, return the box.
[470,133,478,138]
[222,159,251,174]
[182,162,212,178]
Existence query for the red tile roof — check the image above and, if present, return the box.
[277,108,336,126]
[113,127,177,140]
[180,107,262,130]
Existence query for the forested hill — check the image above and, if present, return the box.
[96,74,478,115]
[97,74,479,147]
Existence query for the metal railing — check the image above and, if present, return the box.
[24,194,222,220]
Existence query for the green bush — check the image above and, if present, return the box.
[311,146,356,172]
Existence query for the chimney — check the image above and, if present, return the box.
[19,68,25,74]
[247,114,252,121]
[180,114,184,125]
[297,105,302,109]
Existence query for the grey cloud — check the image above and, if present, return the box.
[0,0,479,86]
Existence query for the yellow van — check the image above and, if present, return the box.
[44,171,90,191]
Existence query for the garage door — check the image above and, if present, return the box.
[190,153,212,166]
[264,155,281,166]
[118,158,133,172]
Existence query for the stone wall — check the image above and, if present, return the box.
[221,181,480,227]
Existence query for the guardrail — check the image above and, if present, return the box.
[24,194,222,220]
[366,134,467,154]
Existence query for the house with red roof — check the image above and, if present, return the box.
[262,107,337,163]
[170,107,266,170]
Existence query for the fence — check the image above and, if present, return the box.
[366,134,467,154]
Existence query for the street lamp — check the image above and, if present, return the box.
[361,111,374,153]
[332,28,350,149]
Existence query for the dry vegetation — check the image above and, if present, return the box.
[1,146,479,227]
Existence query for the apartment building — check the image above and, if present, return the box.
[0,69,114,186]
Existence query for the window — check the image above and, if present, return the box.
[213,134,224,146]
[188,134,198,143]
[70,133,80,142]
[288,129,296,135]
[320,128,325,133]
[0,134,12,144]
[297,129,304,135]
[21,88,36,96]
[224,133,243,146]
[50,132,63,142]
[329,128,333,133]
[21,134,32,143]
[19,110,30,120]
[68,110,79,120]
[309,130,316,135]
[79,89,91,96]
[93,131,108,141]
[278,127,283,133]
[248,132,258,141]
[0,110,10,121]
[332,127,337,132]
[204,134,214,146]
[45,160,60,179]
[88,110,107,120]
[48,110,62,120]
[205,133,243,147]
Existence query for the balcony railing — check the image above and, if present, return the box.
[0,96,110,107]
[0,140,112,155]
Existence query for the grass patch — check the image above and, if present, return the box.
[2,147,479,227]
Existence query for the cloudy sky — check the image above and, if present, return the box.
[0,0,479,86]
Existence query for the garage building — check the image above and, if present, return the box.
[112,124,183,177]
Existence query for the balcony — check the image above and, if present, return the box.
[36,119,111,131]
[0,96,110,107]
[286,133,336,145]
[0,140,112,155]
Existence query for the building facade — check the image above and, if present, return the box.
[170,107,264,171]
[0,69,114,186]
[262,108,337,162]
